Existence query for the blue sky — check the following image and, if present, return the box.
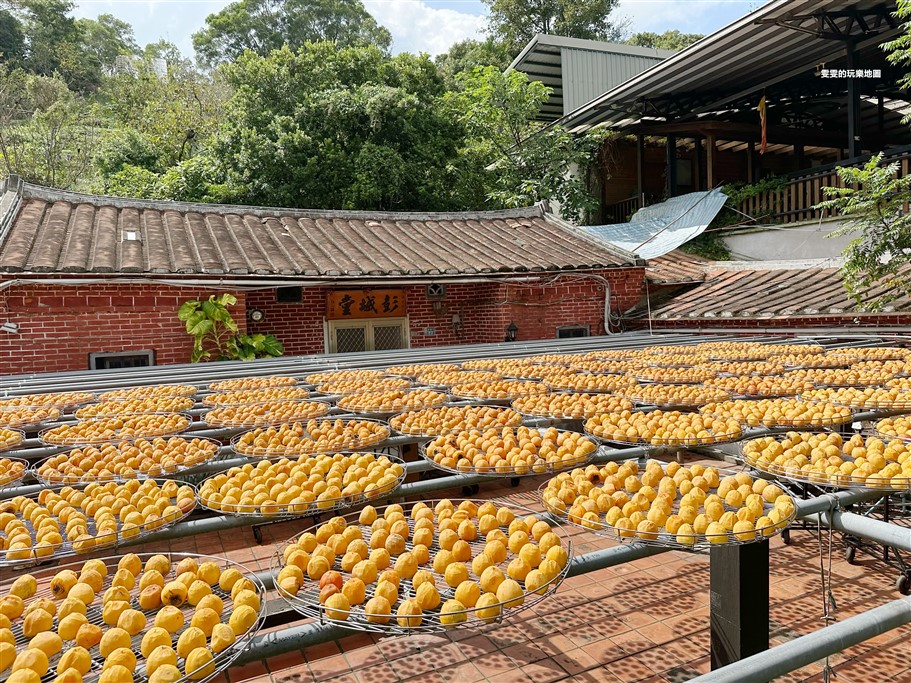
[72,0,766,60]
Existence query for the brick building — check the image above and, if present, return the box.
[0,176,645,375]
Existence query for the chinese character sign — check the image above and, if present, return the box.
[327,290,406,319]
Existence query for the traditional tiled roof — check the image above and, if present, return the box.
[0,176,638,279]
[645,250,710,285]
[652,262,911,319]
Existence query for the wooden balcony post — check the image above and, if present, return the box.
[707,135,716,188]
[666,135,678,198]
[636,134,645,204]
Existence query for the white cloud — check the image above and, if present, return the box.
[617,0,756,34]
[364,0,487,56]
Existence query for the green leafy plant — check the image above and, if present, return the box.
[178,293,284,362]
[814,153,911,311]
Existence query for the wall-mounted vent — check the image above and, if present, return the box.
[123,231,140,241]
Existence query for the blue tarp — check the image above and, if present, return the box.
[581,189,728,260]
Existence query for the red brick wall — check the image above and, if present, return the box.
[0,268,646,375]
[0,281,246,375]
[247,268,646,355]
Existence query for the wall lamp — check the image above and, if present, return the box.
[505,321,518,342]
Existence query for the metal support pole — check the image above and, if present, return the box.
[690,597,911,683]
[666,135,678,198]
[710,541,770,669]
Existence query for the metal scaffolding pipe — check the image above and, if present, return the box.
[808,508,911,553]
[688,597,911,683]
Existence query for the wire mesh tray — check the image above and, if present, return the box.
[0,392,96,410]
[617,385,731,408]
[511,394,634,421]
[203,400,331,428]
[697,399,855,429]
[196,452,406,518]
[315,378,413,396]
[38,414,193,446]
[98,384,199,401]
[388,406,525,437]
[272,498,573,634]
[414,371,503,389]
[873,416,911,443]
[230,418,391,458]
[75,397,197,419]
[209,376,300,391]
[418,427,599,477]
[0,455,28,488]
[801,388,911,410]
[449,381,550,403]
[539,462,797,551]
[0,551,266,683]
[201,387,312,407]
[583,412,744,448]
[383,364,460,379]
[739,434,911,491]
[335,390,448,418]
[0,479,197,568]
[0,406,62,430]
[0,427,25,453]
[32,437,224,486]
[543,374,638,393]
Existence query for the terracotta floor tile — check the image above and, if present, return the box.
[434,660,485,683]
[486,670,533,683]
[473,651,519,677]
[502,641,549,667]
[354,662,399,683]
[309,654,351,682]
[425,642,469,671]
[550,647,601,676]
[602,655,658,683]
[304,642,342,663]
[230,662,271,682]
[342,644,386,671]
[521,660,569,683]
[387,651,434,679]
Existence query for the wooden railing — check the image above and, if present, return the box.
[602,195,642,223]
[736,147,911,225]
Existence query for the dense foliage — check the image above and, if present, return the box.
[192,0,392,68]
[0,0,614,219]
[482,0,624,53]
[815,155,911,310]
[626,30,702,51]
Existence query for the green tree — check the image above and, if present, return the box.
[0,9,24,62]
[626,29,702,51]
[76,13,138,74]
[886,0,911,104]
[435,37,511,89]
[190,44,463,210]
[483,0,624,54]
[0,67,98,187]
[814,154,911,310]
[93,51,229,189]
[192,0,391,68]
[446,66,605,221]
[14,0,100,90]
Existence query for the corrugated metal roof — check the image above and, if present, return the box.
[652,264,911,319]
[556,0,902,133]
[579,189,728,259]
[508,34,672,121]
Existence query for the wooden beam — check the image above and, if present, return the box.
[707,135,716,188]
[636,134,645,204]
[634,120,849,149]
